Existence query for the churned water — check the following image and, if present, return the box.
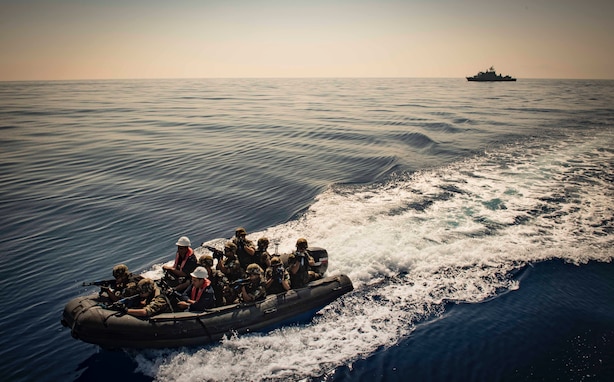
[0,78,612,381]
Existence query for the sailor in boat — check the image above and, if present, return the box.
[288,238,316,289]
[124,278,171,317]
[254,237,272,273]
[162,236,198,290]
[238,264,267,303]
[197,254,230,307]
[100,264,143,303]
[231,227,257,269]
[176,267,216,312]
[265,256,291,294]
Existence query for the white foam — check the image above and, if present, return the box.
[138,131,613,381]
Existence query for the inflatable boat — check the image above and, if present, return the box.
[61,248,352,349]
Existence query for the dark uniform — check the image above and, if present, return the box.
[233,236,256,270]
[169,248,198,285]
[265,265,291,295]
[288,251,314,289]
[182,283,216,311]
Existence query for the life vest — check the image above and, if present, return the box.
[190,279,212,301]
[173,247,194,271]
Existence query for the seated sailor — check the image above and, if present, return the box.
[124,278,171,317]
[265,256,291,294]
[176,267,216,312]
[239,264,267,303]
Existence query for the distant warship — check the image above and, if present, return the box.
[466,66,516,82]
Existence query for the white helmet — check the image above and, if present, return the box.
[175,236,191,247]
[191,267,208,279]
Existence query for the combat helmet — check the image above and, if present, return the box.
[257,237,269,248]
[112,264,129,278]
[137,278,155,294]
[199,255,214,267]
[270,256,282,266]
[246,264,263,276]
[296,238,308,249]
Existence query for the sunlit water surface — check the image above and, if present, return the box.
[0,78,612,381]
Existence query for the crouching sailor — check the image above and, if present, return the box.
[124,278,171,317]
[176,267,216,312]
[104,264,143,303]
[239,264,267,303]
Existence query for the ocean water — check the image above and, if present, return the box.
[0,78,612,382]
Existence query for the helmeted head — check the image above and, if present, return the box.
[199,255,214,267]
[191,267,209,280]
[112,264,129,279]
[224,241,237,254]
[235,227,247,237]
[175,236,191,247]
[246,264,263,276]
[271,256,282,267]
[257,237,269,249]
[296,238,308,250]
[137,278,155,295]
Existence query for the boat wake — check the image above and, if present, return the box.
[135,129,612,381]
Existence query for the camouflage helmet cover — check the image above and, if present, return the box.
[225,241,237,252]
[246,264,263,275]
[199,255,214,266]
[112,264,129,278]
[257,237,269,247]
[270,256,282,266]
[137,278,155,294]
[296,238,308,248]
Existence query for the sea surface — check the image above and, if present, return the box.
[0,78,612,382]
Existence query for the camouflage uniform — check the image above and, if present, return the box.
[241,280,267,302]
[254,249,271,273]
[107,265,143,302]
[142,288,171,316]
[222,257,245,282]
[117,273,142,298]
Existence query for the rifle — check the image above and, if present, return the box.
[230,278,251,290]
[106,294,142,312]
[82,279,115,287]
[157,278,189,302]
[204,245,224,260]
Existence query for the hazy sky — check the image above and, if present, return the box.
[1,0,613,80]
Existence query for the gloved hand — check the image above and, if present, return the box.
[115,303,128,314]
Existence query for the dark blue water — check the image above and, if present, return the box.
[329,260,614,382]
[0,78,612,381]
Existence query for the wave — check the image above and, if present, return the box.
[133,128,613,382]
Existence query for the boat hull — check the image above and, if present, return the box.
[466,77,516,82]
[61,274,353,349]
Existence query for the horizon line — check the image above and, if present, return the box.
[1,76,613,83]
